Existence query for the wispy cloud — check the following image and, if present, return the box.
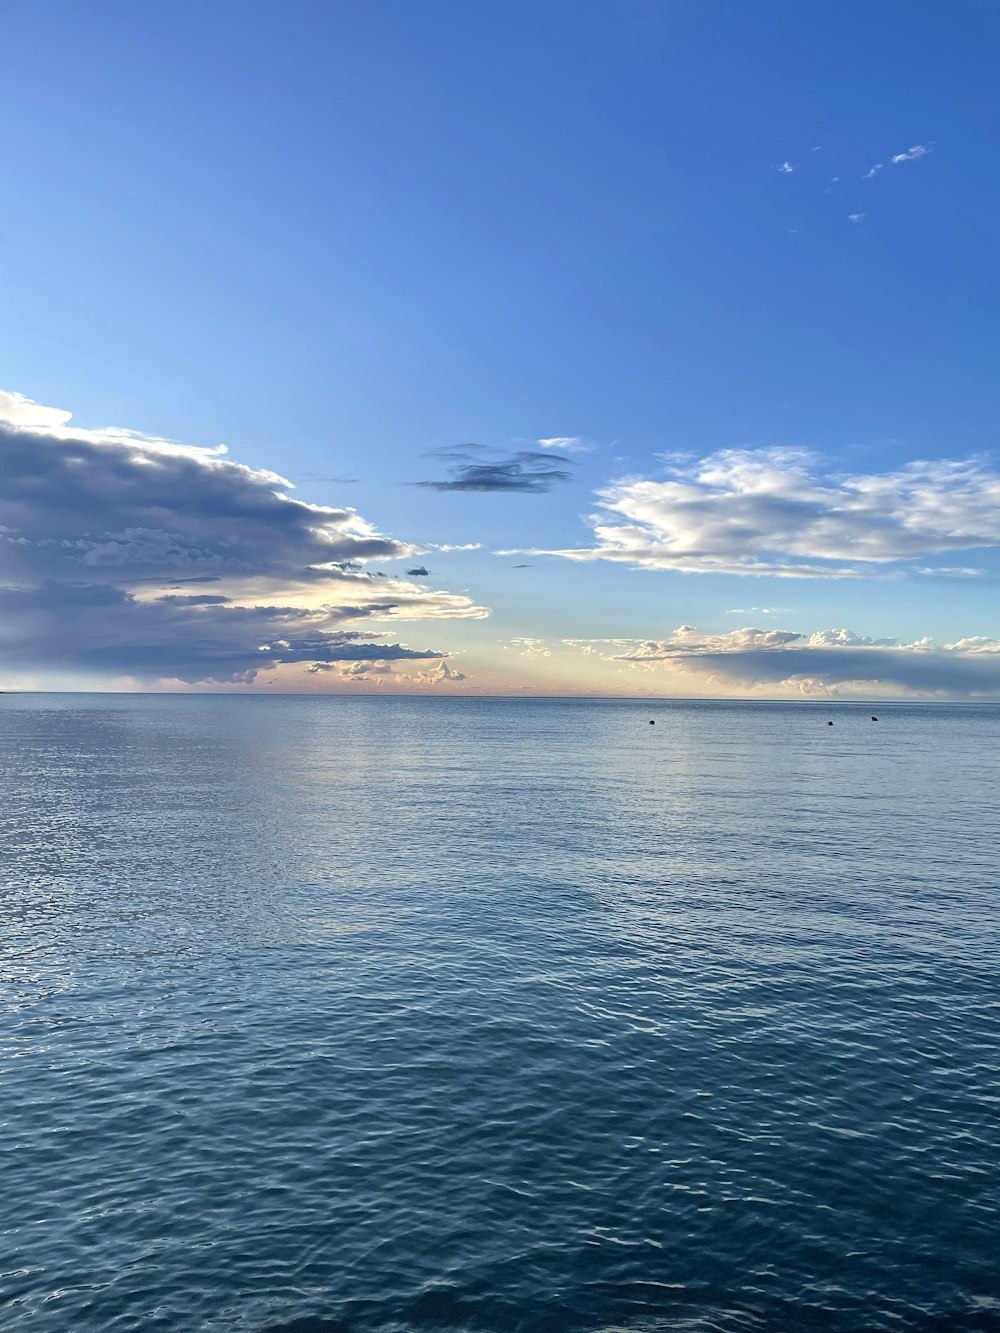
[863,164,883,179]
[418,445,575,494]
[538,436,594,454]
[891,142,934,164]
[777,161,796,174]
[505,637,551,657]
[508,447,1000,578]
[849,213,866,222]
[0,390,487,684]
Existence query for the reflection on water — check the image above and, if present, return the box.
[1,695,999,1332]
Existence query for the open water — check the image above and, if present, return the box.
[1,694,998,1333]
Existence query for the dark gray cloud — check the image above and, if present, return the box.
[0,391,487,683]
[0,580,442,684]
[419,445,575,494]
[405,566,430,576]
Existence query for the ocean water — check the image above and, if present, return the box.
[1,694,998,1333]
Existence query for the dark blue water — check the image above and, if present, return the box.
[1,695,998,1333]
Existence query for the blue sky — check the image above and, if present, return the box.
[2,0,999,696]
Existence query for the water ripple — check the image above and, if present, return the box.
[1,696,999,1331]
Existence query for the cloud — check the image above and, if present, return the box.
[848,213,866,222]
[418,445,574,493]
[599,624,1000,698]
[777,162,796,174]
[891,143,933,164]
[946,636,1000,653]
[405,566,430,576]
[0,580,447,683]
[0,390,488,683]
[308,658,398,683]
[0,390,74,429]
[915,566,985,578]
[515,447,1000,578]
[538,436,593,454]
[805,628,899,647]
[617,626,804,659]
[411,659,468,685]
[506,637,551,657]
[294,470,358,484]
[863,164,883,179]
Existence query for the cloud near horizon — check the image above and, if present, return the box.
[0,391,488,684]
[509,447,1000,578]
[605,624,1000,697]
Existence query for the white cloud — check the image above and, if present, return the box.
[891,143,933,164]
[805,628,900,647]
[515,447,1000,578]
[538,436,593,454]
[0,390,73,429]
[849,213,866,222]
[411,659,468,685]
[617,626,804,659]
[308,658,397,682]
[505,637,551,657]
[915,566,985,578]
[777,162,796,174]
[945,636,1000,654]
[561,638,636,655]
[863,164,883,179]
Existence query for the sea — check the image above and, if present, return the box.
[1,694,998,1333]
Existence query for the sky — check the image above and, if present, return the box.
[2,0,1000,698]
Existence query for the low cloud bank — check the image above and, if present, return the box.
[608,625,1000,697]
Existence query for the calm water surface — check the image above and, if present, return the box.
[1,695,998,1332]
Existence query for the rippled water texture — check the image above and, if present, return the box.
[2,695,999,1332]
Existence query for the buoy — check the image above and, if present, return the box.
[871,716,878,721]
[649,720,655,725]
[827,720,833,725]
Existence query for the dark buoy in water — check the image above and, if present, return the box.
[871,715,879,721]
[827,720,833,725]
[649,719,655,725]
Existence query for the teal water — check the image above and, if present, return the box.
[1,695,998,1333]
